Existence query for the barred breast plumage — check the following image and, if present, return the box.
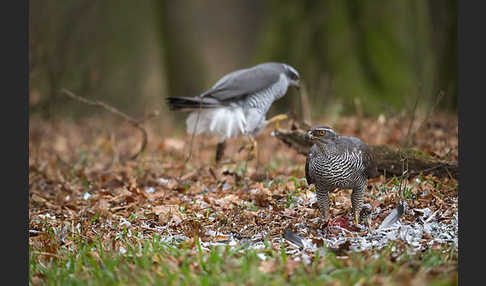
[304,126,378,225]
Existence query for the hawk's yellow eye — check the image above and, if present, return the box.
[319,130,325,136]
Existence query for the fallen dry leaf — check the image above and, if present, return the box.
[259,259,278,274]
[153,205,183,224]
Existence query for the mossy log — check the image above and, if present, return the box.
[272,127,458,179]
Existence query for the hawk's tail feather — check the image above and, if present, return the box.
[186,108,246,142]
[166,96,221,111]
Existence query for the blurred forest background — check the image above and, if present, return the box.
[29,0,457,131]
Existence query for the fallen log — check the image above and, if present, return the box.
[271,124,458,179]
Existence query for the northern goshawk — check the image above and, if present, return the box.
[305,126,378,226]
[166,62,300,162]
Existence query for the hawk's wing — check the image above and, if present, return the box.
[341,136,378,178]
[363,146,379,178]
[200,63,282,102]
[305,147,314,186]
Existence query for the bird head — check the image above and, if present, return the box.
[305,126,338,142]
[283,64,301,89]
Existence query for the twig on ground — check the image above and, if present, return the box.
[61,88,159,161]
[404,93,420,147]
[32,252,60,259]
[406,90,445,146]
[398,148,409,199]
[100,132,120,172]
[179,98,203,179]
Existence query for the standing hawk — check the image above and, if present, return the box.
[305,126,378,226]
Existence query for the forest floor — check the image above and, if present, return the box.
[29,112,458,285]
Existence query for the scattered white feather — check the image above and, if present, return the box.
[379,204,404,229]
[119,217,131,227]
[38,213,56,220]
[158,178,170,185]
[257,253,267,261]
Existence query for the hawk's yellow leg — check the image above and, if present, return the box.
[247,136,258,160]
[239,136,258,161]
[353,212,360,226]
[267,114,288,130]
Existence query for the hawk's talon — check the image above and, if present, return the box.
[319,216,330,229]
[267,114,288,130]
[324,218,330,226]
[239,137,258,161]
[238,143,253,153]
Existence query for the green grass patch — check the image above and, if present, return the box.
[30,235,457,286]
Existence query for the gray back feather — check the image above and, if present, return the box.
[200,63,285,102]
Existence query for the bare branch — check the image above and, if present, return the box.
[61,88,159,160]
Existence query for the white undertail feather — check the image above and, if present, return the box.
[185,73,290,142]
[186,107,247,142]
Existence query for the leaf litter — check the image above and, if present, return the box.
[29,113,458,280]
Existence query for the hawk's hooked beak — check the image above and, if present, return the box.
[295,79,301,90]
[305,131,317,141]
